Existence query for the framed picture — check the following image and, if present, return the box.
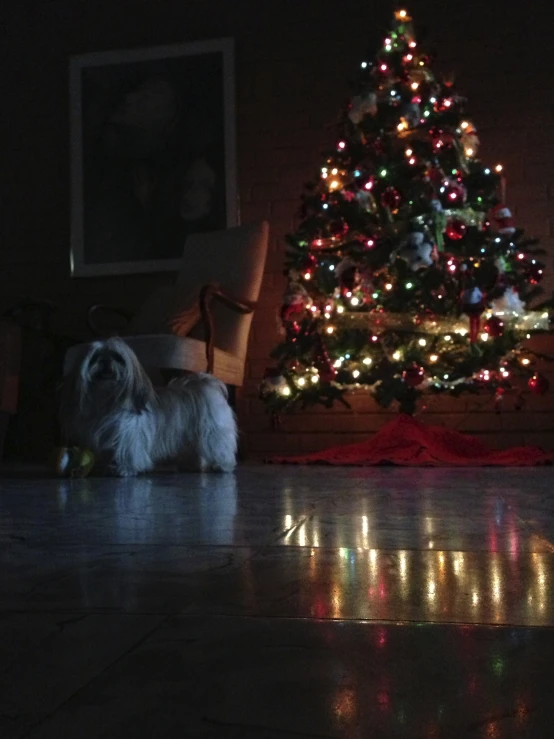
[69,38,238,277]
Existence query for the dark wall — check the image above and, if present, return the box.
[2,0,554,457]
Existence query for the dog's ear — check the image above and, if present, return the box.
[129,364,156,413]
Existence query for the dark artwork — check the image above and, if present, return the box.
[81,52,227,265]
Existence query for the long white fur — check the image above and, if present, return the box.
[60,337,237,476]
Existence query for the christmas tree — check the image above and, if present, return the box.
[261,8,550,416]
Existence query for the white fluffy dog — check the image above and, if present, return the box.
[59,337,237,476]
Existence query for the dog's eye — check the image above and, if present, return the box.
[110,353,126,366]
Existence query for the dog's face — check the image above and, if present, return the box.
[86,344,130,386]
[67,338,155,413]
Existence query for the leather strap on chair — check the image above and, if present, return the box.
[199,284,256,374]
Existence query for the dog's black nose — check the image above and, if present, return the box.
[94,358,116,380]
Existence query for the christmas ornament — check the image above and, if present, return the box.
[397,231,435,270]
[461,286,484,343]
[402,364,425,387]
[445,217,467,241]
[528,373,549,396]
[490,287,525,315]
[440,178,467,205]
[260,369,289,397]
[355,189,376,212]
[491,204,516,235]
[381,186,402,213]
[348,92,378,124]
[484,315,504,337]
[280,282,310,322]
[336,257,361,292]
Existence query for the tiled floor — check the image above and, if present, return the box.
[1,465,553,737]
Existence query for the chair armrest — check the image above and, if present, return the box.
[199,284,256,373]
[87,304,134,337]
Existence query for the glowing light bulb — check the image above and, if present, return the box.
[411,82,419,90]
[518,253,525,260]
[364,180,373,190]
[371,335,379,342]
[336,305,344,314]
[465,148,474,157]
[385,283,393,290]
[405,54,413,61]
[329,180,340,190]
[304,272,311,280]
[337,141,346,150]
[367,239,374,247]
[410,41,417,48]
[363,357,372,365]
[423,110,430,117]
[361,61,368,69]
[380,63,388,72]
[392,351,401,361]
[352,369,360,379]
[443,99,452,107]
[298,377,306,386]
[398,9,407,18]
[350,297,360,306]
[449,192,457,200]
[311,375,319,383]
[429,354,438,362]
[460,121,469,129]
[326,326,334,334]
[408,157,416,165]
[444,335,452,342]
[495,164,503,172]
[405,282,413,289]
[443,374,449,379]
[481,333,489,342]
[397,121,408,132]
[328,264,334,271]
[380,168,387,177]
[405,148,413,156]
[521,358,531,365]
[484,168,491,174]
[331,168,338,175]
[418,338,427,346]
[281,386,291,396]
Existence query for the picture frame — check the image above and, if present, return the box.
[69,38,238,277]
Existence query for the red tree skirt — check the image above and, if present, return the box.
[269,414,554,467]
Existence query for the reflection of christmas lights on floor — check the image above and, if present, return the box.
[472,591,479,606]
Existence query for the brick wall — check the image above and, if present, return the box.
[2,0,554,459]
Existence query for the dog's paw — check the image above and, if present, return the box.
[107,464,138,478]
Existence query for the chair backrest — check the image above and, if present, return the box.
[175,221,269,359]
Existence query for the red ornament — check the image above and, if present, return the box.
[484,315,504,338]
[440,179,467,205]
[402,364,425,387]
[381,186,402,213]
[528,373,549,396]
[445,218,467,241]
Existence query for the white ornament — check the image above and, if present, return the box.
[397,232,435,271]
[348,92,378,124]
[490,287,525,315]
[462,286,483,305]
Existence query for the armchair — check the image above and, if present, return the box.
[63,221,269,388]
